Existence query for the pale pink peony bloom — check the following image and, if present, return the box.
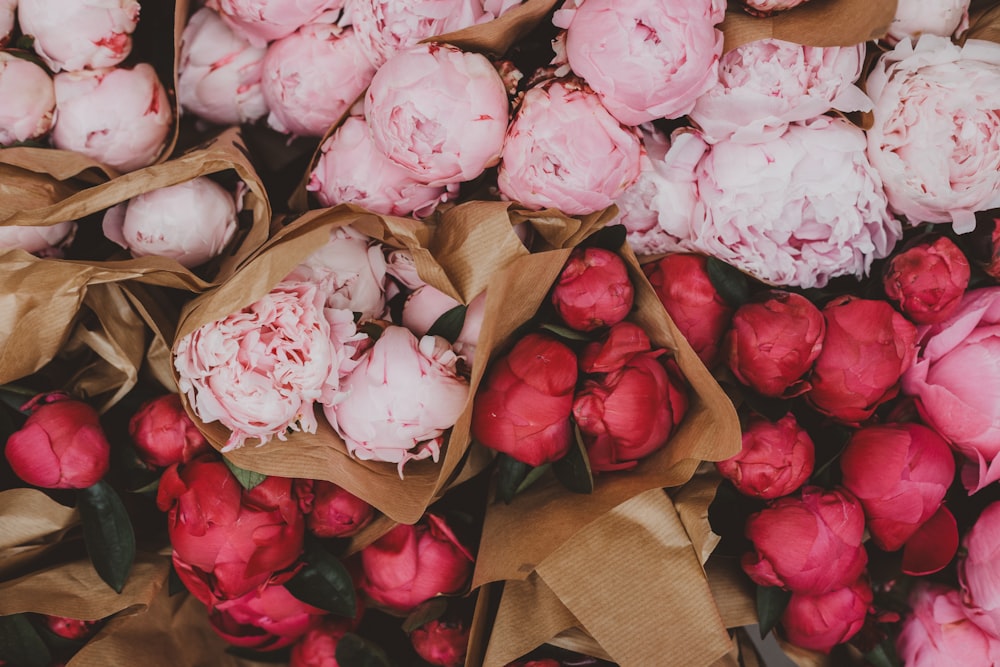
[365,43,508,186]
[0,221,75,257]
[0,52,55,146]
[324,326,469,476]
[102,177,239,268]
[481,0,521,16]
[350,0,489,68]
[178,7,268,126]
[612,126,702,256]
[959,501,1000,637]
[0,0,14,46]
[51,65,172,173]
[498,78,642,215]
[897,583,1000,667]
[866,36,1000,234]
[402,286,486,366]
[886,0,970,45]
[284,224,388,321]
[208,0,345,47]
[690,39,871,144]
[385,248,425,290]
[263,23,376,138]
[553,0,725,125]
[692,116,901,288]
[17,0,139,72]
[174,281,364,450]
[740,0,810,16]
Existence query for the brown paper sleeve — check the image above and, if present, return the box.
[719,0,899,53]
[0,489,80,580]
[671,464,725,567]
[964,1,1000,45]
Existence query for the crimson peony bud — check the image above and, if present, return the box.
[642,253,733,367]
[294,478,374,539]
[742,486,868,595]
[780,577,872,654]
[471,333,578,467]
[550,247,634,332]
[41,615,100,641]
[806,296,917,424]
[716,412,814,500]
[4,393,110,489]
[985,217,1000,281]
[359,514,473,615]
[724,291,825,397]
[883,236,970,325]
[128,394,211,468]
[410,618,469,667]
[289,617,354,667]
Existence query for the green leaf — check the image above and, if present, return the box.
[515,463,551,496]
[14,35,35,52]
[0,614,52,667]
[335,633,392,667]
[285,536,357,617]
[401,597,449,633]
[538,323,594,342]
[756,585,791,639]
[79,481,136,593]
[426,304,468,344]
[359,322,384,342]
[0,384,35,414]
[496,453,531,504]
[864,640,901,667]
[223,457,267,491]
[706,257,751,308]
[552,423,594,494]
[168,561,186,597]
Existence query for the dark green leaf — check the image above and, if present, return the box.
[0,614,51,667]
[588,223,628,252]
[79,481,136,593]
[756,585,791,638]
[225,645,292,663]
[426,304,468,344]
[0,384,35,414]
[538,323,594,342]
[864,640,900,667]
[223,457,267,491]
[359,322,384,342]
[335,633,392,667]
[168,561,186,597]
[496,453,531,504]
[401,597,449,633]
[14,35,35,52]
[515,463,551,496]
[706,257,751,308]
[553,423,594,494]
[285,536,357,617]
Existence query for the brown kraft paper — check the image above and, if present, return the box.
[0,489,79,581]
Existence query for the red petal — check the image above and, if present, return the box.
[901,505,959,576]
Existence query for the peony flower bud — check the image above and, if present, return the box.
[0,52,55,146]
[0,0,14,46]
[806,296,917,424]
[51,64,172,173]
[359,513,473,614]
[365,43,508,186]
[384,249,425,290]
[739,0,810,16]
[178,7,268,126]
[883,236,970,325]
[127,394,211,469]
[716,412,814,500]
[411,618,469,667]
[289,617,354,667]
[780,577,872,654]
[4,393,110,489]
[323,326,469,475]
[17,0,139,72]
[886,0,971,45]
[102,177,239,268]
[294,478,374,538]
[897,583,1000,667]
[642,253,733,368]
[208,0,345,47]
[262,24,376,138]
[742,486,868,595]
[497,78,642,215]
[550,247,634,332]
[553,0,724,125]
[41,615,100,641]
[472,333,578,467]
[724,291,825,398]
[0,220,75,257]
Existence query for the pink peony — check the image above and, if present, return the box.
[0,0,14,45]
[307,116,457,217]
[690,39,870,145]
[552,0,725,125]
[17,0,139,72]
[497,78,642,215]
[740,0,810,15]
[128,394,212,468]
[886,0,971,44]
[101,177,239,268]
[692,116,901,288]
[959,501,1000,637]
[294,478,374,538]
[901,287,1000,492]
[883,236,970,325]
[781,577,872,654]
[174,281,363,450]
[51,64,172,173]
[402,286,485,367]
[897,583,1000,667]
[289,617,354,667]
[866,36,1000,233]
[208,0,345,47]
[550,247,634,332]
[0,52,55,146]
[365,43,508,186]
[262,23,376,138]
[716,412,815,500]
[0,220,75,257]
[178,7,268,126]
[324,326,469,475]
[411,619,469,667]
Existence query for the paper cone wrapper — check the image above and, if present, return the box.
[0,489,80,581]
[965,0,1000,45]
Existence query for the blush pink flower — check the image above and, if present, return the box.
[552,0,725,125]
[263,23,376,138]
[178,7,268,126]
[365,43,508,186]
[898,583,1000,667]
[51,65,172,173]
[866,36,1000,233]
[17,0,139,72]
[740,0,810,15]
[0,53,55,146]
[402,286,486,367]
[959,501,1000,637]
[208,0,345,47]
[0,0,14,45]
[781,577,872,654]
[0,221,76,257]
[886,0,971,44]
[102,177,239,268]
[497,78,642,215]
[323,326,469,475]
[716,412,814,500]
[690,39,870,144]
[693,116,901,288]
